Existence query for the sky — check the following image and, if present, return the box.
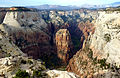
[0,0,120,7]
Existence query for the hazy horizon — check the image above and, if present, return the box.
[0,0,120,7]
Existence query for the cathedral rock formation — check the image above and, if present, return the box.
[55,29,73,64]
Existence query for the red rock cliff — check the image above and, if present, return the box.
[55,29,73,64]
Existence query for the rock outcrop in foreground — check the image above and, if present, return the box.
[47,70,80,78]
[56,29,73,64]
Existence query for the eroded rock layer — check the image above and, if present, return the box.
[90,11,120,66]
[67,48,120,78]
[67,11,120,78]
[55,29,73,64]
[1,11,51,59]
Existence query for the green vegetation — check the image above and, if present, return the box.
[93,57,97,65]
[33,70,47,78]
[104,33,111,42]
[21,59,27,64]
[42,14,50,23]
[13,69,30,78]
[27,60,33,65]
[81,60,88,66]
[87,49,93,59]
[71,36,81,51]
[40,53,63,69]
[33,70,42,77]
[21,59,33,65]
[5,53,11,57]
[98,58,110,69]
[13,68,47,78]
[86,47,110,69]
[15,37,30,48]
[56,66,66,71]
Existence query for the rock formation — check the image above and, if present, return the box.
[67,48,120,78]
[40,10,98,51]
[90,11,120,66]
[1,8,120,78]
[67,11,120,78]
[46,70,80,78]
[1,11,51,59]
[55,29,73,64]
[0,28,23,58]
[0,25,79,78]
[0,56,47,78]
[74,20,95,48]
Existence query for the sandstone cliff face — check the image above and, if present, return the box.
[40,10,98,51]
[90,11,120,66]
[55,29,73,64]
[0,25,79,78]
[0,27,23,58]
[1,11,51,59]
[67,11,120,78]
[75,20,95,48]
[67,48,120,78]
[0,29,46,78]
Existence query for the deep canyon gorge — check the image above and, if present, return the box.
[0,7,120,78]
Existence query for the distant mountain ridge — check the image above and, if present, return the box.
[28,4,80,10]
[27,2,120,10]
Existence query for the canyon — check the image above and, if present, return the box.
[67,11,120,78]
[0,7,120,78]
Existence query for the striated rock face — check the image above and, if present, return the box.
[67,11,120,78]
[67,48,120,78]
[0,26,79,78]
[90,11,120,66]
[1,11,51,59]
[0,30,48,78]
[40,10,98,51]
[0,28,23,58]
[3,12,48,29]
[55,29,73,64]
[75,20,95,49]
